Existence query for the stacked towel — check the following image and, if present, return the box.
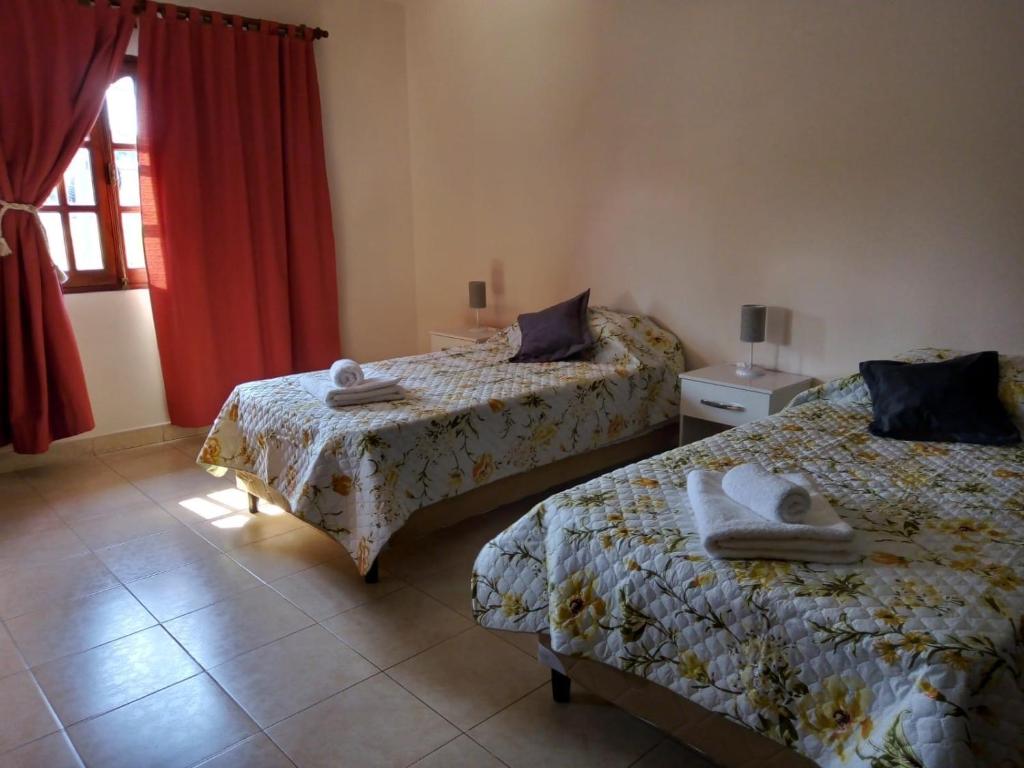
[722,463,812,523]
[687,468,858,563]
[330,359,365,388]
[300,372,405,408]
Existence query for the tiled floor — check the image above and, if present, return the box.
[0,440,712,768]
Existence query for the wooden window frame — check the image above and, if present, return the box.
[44,58,148,293]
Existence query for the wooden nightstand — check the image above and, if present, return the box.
[429,327,497,352]
[679,364,813,444]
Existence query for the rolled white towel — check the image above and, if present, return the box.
[330,359,365,388]
[686,469,857,564]
[337,375,400,394]
[300,373,406,408]
[722,463,812,524]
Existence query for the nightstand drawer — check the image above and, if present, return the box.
[680,380,771,426]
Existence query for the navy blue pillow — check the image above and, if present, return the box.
[510,290,594,363]
[860,351,1020,445]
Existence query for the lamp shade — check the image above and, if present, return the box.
[739,304,766,343]
[468,281,487,309]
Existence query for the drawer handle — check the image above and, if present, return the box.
[700,398,745,412]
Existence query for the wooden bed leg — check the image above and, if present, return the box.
[364,556,380,584]
[247,492,259,515]
[551,669,571,703]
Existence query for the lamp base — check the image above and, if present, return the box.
[735,363,765,378]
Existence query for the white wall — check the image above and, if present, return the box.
[64,291,168,435]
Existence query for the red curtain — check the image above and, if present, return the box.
[0,0,133,453]
[137,6,341,427]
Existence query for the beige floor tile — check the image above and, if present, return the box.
[127,553,260,622]
[94,525,217,582]
[629,739,715,768]
[408,563,475,618]
[187,507,305,552]
[389,626,548,730]
[322,588,473,669]
[387,503,530,578]
[0,526,88,574]
[410,735,506,768]
[470,685,662,768]
[0,501,66,542]
[0,731,84,768]
[268,674,458,768]
[34,626,200,725]
[0,624,26,680]
[5,586,155,668]
[488,629,540,658]
[0,554,117,620]
[166,435,208,458]
[67,674,257,768]
[17,458,110,493]
[194,733,295,768]
[270,559,404,621]
[0,671,61,753]
[102,444,233,503]
[210,625,376,728]
[164,585,313,668]
[384,531,488,581]
[68,502,181,550]
[0,472,38,503]
[34,466,153,522]
[228,527,346,583]
[98,442,192,478]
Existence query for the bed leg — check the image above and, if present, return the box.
[364,557,380,584]
[551,669,571,703]
[247,492,259,515]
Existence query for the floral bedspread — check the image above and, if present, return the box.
[473,349,1024,768]
[198,308,684,574]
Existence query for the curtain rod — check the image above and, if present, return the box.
[81,0,330,39]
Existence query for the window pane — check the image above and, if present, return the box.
[114,150,140,206]
[122,212,145,269]
[43,186,59,207]
[69,213,104,270]
[39,213,69,272]
[106,76,138,144]
[63,149,96,206]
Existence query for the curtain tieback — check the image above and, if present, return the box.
[0,200,40,257]
[0,200,69,284]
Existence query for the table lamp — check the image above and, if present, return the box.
[737,304,766,377]
[469,281,486,329]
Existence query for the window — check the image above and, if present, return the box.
[41,60,147,291]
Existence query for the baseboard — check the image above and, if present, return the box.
[0,423,211,474]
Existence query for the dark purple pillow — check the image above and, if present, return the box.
[510,290,594,363]
[860,351,1020,445]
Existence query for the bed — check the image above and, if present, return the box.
[472,349,1024,768]
[197,307,684,576]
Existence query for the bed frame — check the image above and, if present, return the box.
[242,421,678,583]
[537,634,816,768]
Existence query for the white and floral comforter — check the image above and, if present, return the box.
[473,349,1024,768]
[198,308,684,574]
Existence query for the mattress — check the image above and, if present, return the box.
[472,349,1024,768]
[198,307,684,574]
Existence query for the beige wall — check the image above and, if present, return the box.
[402,0,1024,377]
[315,0,418,362]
